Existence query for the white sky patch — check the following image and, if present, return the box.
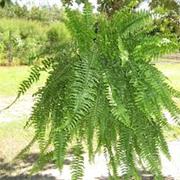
[12,0,62,8]
[137,0,150,11]
[89,0,98,10]
[12,0,157,12]
[65,0,98,12]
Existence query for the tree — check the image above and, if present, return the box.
[63,0,180,38]
[62,0,141,15]
[41,23,71,56]
[0,1,64,23]
[6,30,13,65]
[96,0,180,15]
[0,0,12,8]
[96,0,141,15]
[150,0,180,39]
[149,0,180,13]
[16,3,180,179]
[62,0,180,15]
[0,2,66,65]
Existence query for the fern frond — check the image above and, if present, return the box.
[16,4,180,179]
[113,10,152,38]
[53,129,69,169]
[71,142,84,180]
[18,57,53,96]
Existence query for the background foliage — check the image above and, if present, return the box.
[0,0,179,65]
[63,0,180,38]
[0,2,67,65]
[0,1,65,22]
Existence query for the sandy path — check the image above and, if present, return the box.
[41,143,180,179]
[161,141,180,179]
[0,95,33,122]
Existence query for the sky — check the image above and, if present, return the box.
[12,0,180,9]
[12,0,149,11]
[12,0,62,7]
[12,0,98,8]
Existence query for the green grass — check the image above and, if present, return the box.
[0,64,178,96]
[0,119,39,177]
[157,63,180,108]
[157,63,180,140]
[164,125,180,141]
[0,66,47,161]
[0,66,47,96]
[0,119,35,161]
[157,63,180,91]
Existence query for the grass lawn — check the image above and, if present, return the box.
[0,119,40,178]
[0,64,179,96]
[0,119,35,161]
[157,63,180,108]
[157,63,180,140]
[157,63,180,92]
[0,66,47,172]
[0,66,47,96]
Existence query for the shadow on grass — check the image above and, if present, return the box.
[0,174,57,180]
[0,154,175,180]
[95,176,174,180]
[95,173,175,180]
[0,153,71,180]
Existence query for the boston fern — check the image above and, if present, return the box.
[16,4,179,180]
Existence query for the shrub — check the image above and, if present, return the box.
[41,22,71,56]
[0,17,71,65]
[0,18,46,65]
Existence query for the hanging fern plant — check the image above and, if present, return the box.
[16,3,180,179]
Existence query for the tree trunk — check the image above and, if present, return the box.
[7,30,13,65]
